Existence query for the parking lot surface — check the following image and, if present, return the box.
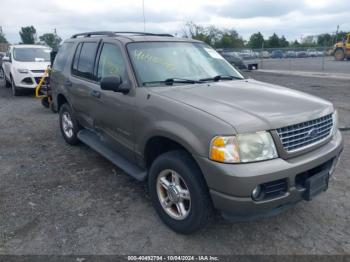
[0,72,349,255]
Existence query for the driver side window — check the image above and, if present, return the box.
[97,43,126,82]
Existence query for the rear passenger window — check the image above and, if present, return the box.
[72,42,98,79]
[52,42,74,72]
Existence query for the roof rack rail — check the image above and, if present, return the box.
[71,31,115,38]
[114,32,174,37]
[71,31,173,39]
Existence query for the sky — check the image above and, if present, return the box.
[1,0,349,44]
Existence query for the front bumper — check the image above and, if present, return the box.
[194,130,343,219]
[13,73,46,89]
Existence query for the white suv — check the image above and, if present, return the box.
[2,45,51,96]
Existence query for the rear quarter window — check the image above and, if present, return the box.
[52,42,74,71]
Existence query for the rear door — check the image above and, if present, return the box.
[68,40,100,128]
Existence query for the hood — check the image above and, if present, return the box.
[151,79,333,133]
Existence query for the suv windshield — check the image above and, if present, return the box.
[127,42,243,86]
[13,48,51,62]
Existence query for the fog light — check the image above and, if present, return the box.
[252,185,261,200]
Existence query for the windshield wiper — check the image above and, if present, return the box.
[142,78,201,86]
[199,75,243,82]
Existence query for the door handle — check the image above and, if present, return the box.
[90,90,101,98]
[64,79,72,87]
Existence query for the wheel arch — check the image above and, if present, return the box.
[56,93,68,112]
[143,133,203,171]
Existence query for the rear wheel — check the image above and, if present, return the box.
[11,77,21,96]
[149,150,213,234]
[41,97,50,108]
[59,103,81,145]
[334,48,345,61]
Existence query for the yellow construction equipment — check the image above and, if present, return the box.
[333,33,350,61]
[35,65,52,108]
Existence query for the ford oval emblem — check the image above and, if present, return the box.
[307,128,318,138]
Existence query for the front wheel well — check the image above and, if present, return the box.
[144,136,190,168]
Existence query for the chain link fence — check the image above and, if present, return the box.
[218,47,350,74]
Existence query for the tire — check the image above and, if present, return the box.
[5,78,11,88]
[334,48,345,61]
[11,77,21,96]
[148,150,213,234]
[41,97,50,108]
[59,103,81,145]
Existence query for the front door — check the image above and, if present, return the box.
[92,41,135,160]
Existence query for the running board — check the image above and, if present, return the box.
[77,129,147,181]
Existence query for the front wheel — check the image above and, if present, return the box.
[148,150,213,234]
[11,77,21,96]
[59,103,81,145]
[334,48,345,61]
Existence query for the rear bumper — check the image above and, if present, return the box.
[194,130,343,218]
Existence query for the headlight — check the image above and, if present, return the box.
[17,68,29,73]
[332,110,338,135]
[210,132,278,163]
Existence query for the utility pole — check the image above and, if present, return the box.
[334,25,339,44]
[142,0,146,32]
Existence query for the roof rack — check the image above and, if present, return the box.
[71,31,173,39]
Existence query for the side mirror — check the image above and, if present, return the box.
[100,76,129,94]
[2,56,10,62]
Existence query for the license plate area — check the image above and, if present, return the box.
[303,170,329,201]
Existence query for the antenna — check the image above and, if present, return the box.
[142,0,146,32]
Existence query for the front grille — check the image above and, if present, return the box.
[276,114,333,152]
[261,178,288,200]
[31,70,45,73]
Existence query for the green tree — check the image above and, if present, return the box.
[182,22,244,48]
[290,40,301,47]
[248,32,264,49]
[182,22,208,43]
[317,33,332,46]
[0,27,8,43]
[206,26,223,46]
[279,35,289,47]
[19,26,37,44]
[39,33,62,50]
[215,29,244,48]
[266,33,280,48]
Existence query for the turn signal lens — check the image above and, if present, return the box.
[210,136,240,163]
[209,132,278,163]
